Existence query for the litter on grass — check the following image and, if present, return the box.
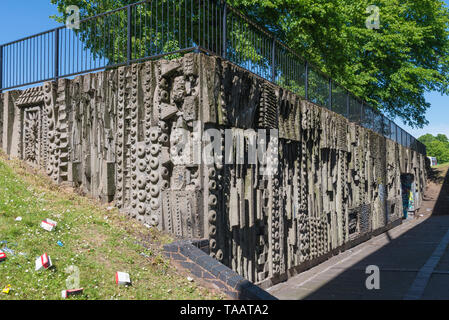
[41,218,57,232]
[3,247,15,256]
[61,288,84,299]
[0,251,6,262]
[2,285,11,294]
[115,272,131,285]
[35,253,52,271]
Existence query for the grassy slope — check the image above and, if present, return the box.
[0,152,223,300]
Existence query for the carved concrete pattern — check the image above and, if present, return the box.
[16,87,44,107]
[113,54,204,234]
[268,134,281,277]
[219,62,262,128]
[56,79,70,183]
[16,88,45,167]
[23,107,41,165]
[258,83,278,130]
[0,94,3,149]
[43,81,59,181]
[129,64,141,219]
[279,90,300,141]
[116,66,126,209]
[205,128,224,265]
[1,53,427,287]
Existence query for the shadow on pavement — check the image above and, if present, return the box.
[432,165,449,216]
[298,167,449,300]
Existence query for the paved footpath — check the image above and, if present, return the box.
[267,215,449,300]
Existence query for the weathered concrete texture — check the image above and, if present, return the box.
[0,93,3,149]
[0,53,426,287]
[2,90,21,157]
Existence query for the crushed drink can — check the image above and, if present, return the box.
[0,251,6,262]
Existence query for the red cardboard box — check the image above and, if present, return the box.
[35,253,52,271]
[61,288,84,299]
[115,272,131,285]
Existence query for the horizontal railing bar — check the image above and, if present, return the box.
[225,3,275,39]
[1,1,133,47]
[197,46,308,97]
[0,47,199,91]
[128,47,198,64]
[2,29,57,48]
[0,77,57,91]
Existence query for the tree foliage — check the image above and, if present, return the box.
[419,133,449,163]
[50,0,449,128]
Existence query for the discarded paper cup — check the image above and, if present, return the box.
[115,272,131,285]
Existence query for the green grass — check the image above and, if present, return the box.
[0,152,223,300]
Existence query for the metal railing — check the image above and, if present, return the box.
[0,0,426,155]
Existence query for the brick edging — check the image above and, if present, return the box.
[163,239,277,300]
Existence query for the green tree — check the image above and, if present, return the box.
[418,133,437,146]
[427,140,449,163]
[50,0,449,128]
[419,133,449,163]
[436,133,449,143]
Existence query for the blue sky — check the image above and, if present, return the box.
[1,0,448,139]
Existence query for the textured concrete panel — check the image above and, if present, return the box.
[0,52,427,287]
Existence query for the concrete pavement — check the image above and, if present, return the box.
[267,215,449,300]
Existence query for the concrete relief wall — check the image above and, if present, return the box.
[0,53,427,287]
[0,93,3,149]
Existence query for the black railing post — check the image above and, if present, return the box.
[127,5,132,64]
[222,1,227,58]
[396,124,399,144]
[346,91,350,119]
[359,101,365,126]
[271,38,276,83]
[0,45,3,93]
[329,78,332,110]
[54,29,59,81]
[305,61,309,100]
[388,119,393,140]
